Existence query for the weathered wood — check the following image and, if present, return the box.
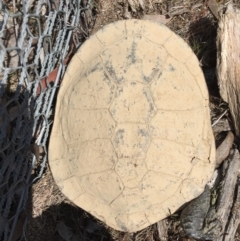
[225,181,240,241]
[217,4,240,137]
[157,219,168,241]
[216,131,234,167]
[216,4,240,240]
[216,149,240,241]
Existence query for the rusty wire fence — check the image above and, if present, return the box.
[0,0,91,240]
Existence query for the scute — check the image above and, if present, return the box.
[145,139,194,178]
[80,170,124,205]
[67,57,115,109]
[151,56,203,110]
[141,20,172,45]
[140,171,182,205]
[145,203,167,224]
[163,33,192,63]
[150,109,204,146]
[74,193,97,212]
[115,158,148,188]
[66,109,116,142]
[187,161,215,188]
[96,20,126,46]
[58,176,85,201]
[48,19,216,232]
[110,188,149,214]
[101,35,168,85]
[180,179,206,200]
[67,139,117,176]
[109,82,156,123]
[125,19,143,36]
[50,159,72,183]
[76,34,103,64]
[161,193,187,215]
[128,212,150,231]
[112,124,151,159]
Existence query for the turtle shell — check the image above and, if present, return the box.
[48,19,216,232]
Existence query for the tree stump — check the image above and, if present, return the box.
[217,3,240,241]
[217,4,240,137]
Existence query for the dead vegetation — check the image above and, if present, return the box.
[26,0,240,241]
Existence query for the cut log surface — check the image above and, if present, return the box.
[217,4,240,137]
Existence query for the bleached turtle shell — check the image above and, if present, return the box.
[48,19,216,232]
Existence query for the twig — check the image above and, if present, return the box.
[191,3,203,11]
[212,109,228,127]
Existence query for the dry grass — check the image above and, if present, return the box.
[26,0,235,241]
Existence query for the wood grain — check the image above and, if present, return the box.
[217,4,240,137]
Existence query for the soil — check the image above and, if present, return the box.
[26,0,238,241]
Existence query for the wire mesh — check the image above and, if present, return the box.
[0,0,91,240]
